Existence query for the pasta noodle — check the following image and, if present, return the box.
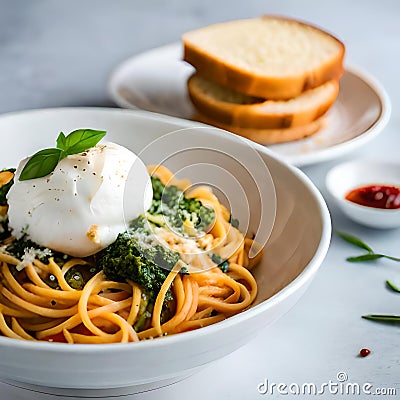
[0,166,262,344]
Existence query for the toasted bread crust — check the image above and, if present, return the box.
[183,16,345,99]
[188,74,339,129]
[194,112,326,144]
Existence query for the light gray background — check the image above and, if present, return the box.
[0,1,399,399]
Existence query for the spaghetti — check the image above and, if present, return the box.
[0,166,261,343]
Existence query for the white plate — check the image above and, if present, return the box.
[108,43,391,167]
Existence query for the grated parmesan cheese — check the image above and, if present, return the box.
[16,247,53,271]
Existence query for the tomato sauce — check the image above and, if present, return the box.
[345,185,400,209]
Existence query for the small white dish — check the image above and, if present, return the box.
[326,160,400,229]
[107,43,391,167]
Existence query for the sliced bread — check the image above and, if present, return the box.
[194,112,326,144]
[183,16,345,99]
[188,73,339,129]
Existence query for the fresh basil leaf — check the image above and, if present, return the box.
[386,280,400,293]
[63,129,106,155]
[338,232,373,253]
[362,314,400,323]
[56,131,67,150]
[346,254,384,262]
[19,148,62,181]
[17,129,107,181]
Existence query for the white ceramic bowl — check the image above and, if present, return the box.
[326,159,400,229]
[0,108,331,393]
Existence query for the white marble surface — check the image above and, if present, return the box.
[0,0,399,399]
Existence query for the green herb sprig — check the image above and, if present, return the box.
[362,314,400,323]
[386,280,400,293]
[338,231,400,263]
[19,129,106,181]
[339,231,400,324]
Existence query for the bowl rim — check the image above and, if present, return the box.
[0,107,332,352]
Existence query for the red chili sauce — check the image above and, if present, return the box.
[345,184,400,209]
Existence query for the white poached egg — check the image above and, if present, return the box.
[7,142,153,257]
